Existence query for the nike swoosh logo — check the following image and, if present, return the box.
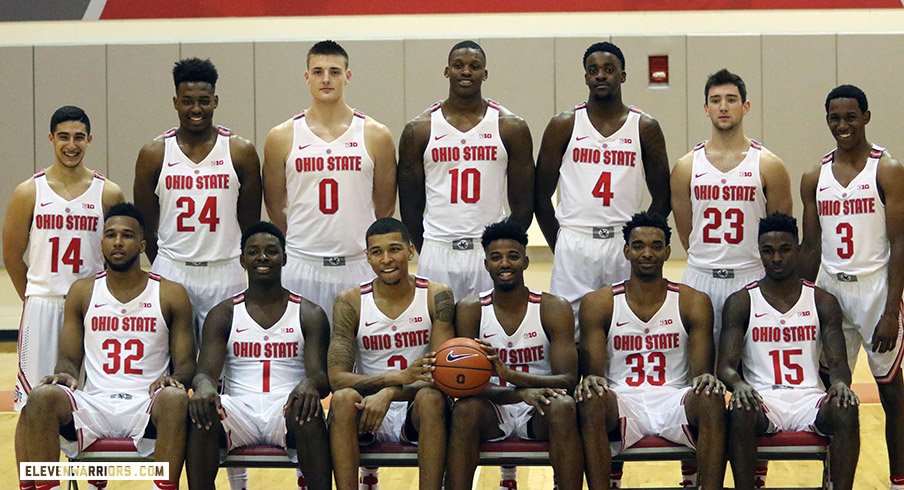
[576,136,590,141]
[483,333,497,338]
[616,321,629,327]
[446,350,479,363]
[754,313,768,318]
[298,144,313,151]
[167,161,180,167]
[364,321,378,327]
[236,328,249,333]
[40,202,53,207]
[93,303,107,308]
[818,186,830,192]
[694,173,707,178]
[434,134,448,141]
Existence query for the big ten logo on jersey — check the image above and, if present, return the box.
[523,331,537,339]
[798,310,812,317]
[479,133,492,139]
[659,318,673,326]
[83,202,96,210]
[213,159,224,166]
[345,141,358,148]
[139,302,153,309]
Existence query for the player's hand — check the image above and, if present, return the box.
[474,339,509,379]
[519,388,566,416]
[148,376,185,397]
[870,312,900,353]
[692,373,725,396]
[827,381,860,409]
[574,375,608,402]
[284,379,322,424]
[40,372,78,390]
[189,384,222,431]
[355,387,394,434]
[729,382,762,412]
[397,353,435,385]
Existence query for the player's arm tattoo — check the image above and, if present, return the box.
[327,297,358,374]
[434,289,454,324]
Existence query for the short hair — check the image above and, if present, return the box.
[50,105,91,134]
[241,221,286,254]
[448,40,486,63]
[758,212,798,241]
[366,217,411,245]
[583,41,625,70]
[622,212,671,245]
[173,58,218,90]
[307,40,349,67]
[705,68,747,103]
[825,84,868,113]
[481,219,528,251]
[105,202,145,231]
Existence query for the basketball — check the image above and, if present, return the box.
[433,337,493,398]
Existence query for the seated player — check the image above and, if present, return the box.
[448,220,582,490]
[328,217,454,490]
[17,203,195,490]
[187,221,332,490]
[575,212,726,490]
[719,213,859,490]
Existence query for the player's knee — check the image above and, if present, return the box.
[154,386,189,412]
[829,403,859,433]
[696,391,726,419]
[25,385,69,420]
[450,397,483,425]
[577,394,606,423]
[546,394,577,421]
[414,387,446,418]
[727,405,757,430]
[329,388,362,416]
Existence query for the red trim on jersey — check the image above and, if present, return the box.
[816,393,828,408]
[33,170,46,178]
[693,141,706,151]
[612,282,626,295]
[745,281,759,290]
[802,279,816,288]
[95,271,108,279]
[163,128,177,138]
[217,126,232,136]
[353,109,366,119]
[58,385,78,412]
[429,102,443,113]
[821,150,834,165]
[92,171,106,181]
[629,105,642,114]
[574,102,587,110]
[682,424,697,449]
[360,282,374,294]
[293,112,306,120]
[870,148,884,159]
[17,368,32,394]
[528,292,542,304]
[480,293,493,306]
[16,298,30,394]
[147,388,158,414]
[618,416,627,452]
[289,293,302,303]
[487,99,500,110]
[415,277,430,289]
[750,139,762,150]
[667,281,680,293]
[232,293,245,305]
[148,272,162,282]
[875,303,904,385]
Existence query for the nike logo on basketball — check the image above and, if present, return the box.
[576,136,590,141]
[694,172,707,178]
[298,144,313,151]
[236,328,249,333]
[434,134,448,141]
[446,350,479,363]
[616,321,629,327]
[754,313,768,318]
[483,333,497,338]
[40,202,53,207]
[365,321,379,327]
[167,161,180,167]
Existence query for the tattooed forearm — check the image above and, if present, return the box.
[328,297,358,371]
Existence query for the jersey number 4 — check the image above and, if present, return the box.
[176,196,220,232]
[49,237,83,273]
[102,338,144,375]
[592,171,614,206]
[625,352,666,386]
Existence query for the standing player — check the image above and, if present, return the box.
[800,84,904,489]
[16,203,195,490]
[188,222,332,490]
[3,105,124,411]
[448,220,582,490]
[398,40,535,302]
[134,57,262,332]
[575,212,726,490]
[328,218,453,490]
[263,40,397,321]
[535,41,671,337]
[719,213,859,490]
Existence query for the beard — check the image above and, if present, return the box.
[495,280,518,292]
[106,254,138,272]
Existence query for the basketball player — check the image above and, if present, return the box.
[448,220,582,490]
[134,57,262,332]
[800,84,904,489]
[187,222,331,490]
[16,203,195,490]
[3,105,125,411]
[536,41,670,341]
[263,40,396,322]
[328,217,454,490]
[398,39,535,302]
[576,212,726,490]
[719,213,859,490]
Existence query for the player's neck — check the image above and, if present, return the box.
[708,126,749,152]
[625,275,666,295]
[105,265,148,299]
[833,139,873,166]
[585,95,626,118]
[306,100,354,126]
[443,93,486,114]
[175,125,218,146]
[244,279,288,304]
[758,275,802,310]
[45,162,93,184]
[373,274,416,300]
[492,284,529,307]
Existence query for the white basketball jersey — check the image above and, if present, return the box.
[422,101,509,241]
[356,277,432,375]
[26,171,106,297]
[555,104,645,230]
[742,281,822,391]
[687,141,767,271]
[607,281,689,390]
[223,292,306,398]
[82,272,170,396]
[478,289,552,387]
[155,127,242,263]
[285,111,375,260]
[816,145,888,276]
